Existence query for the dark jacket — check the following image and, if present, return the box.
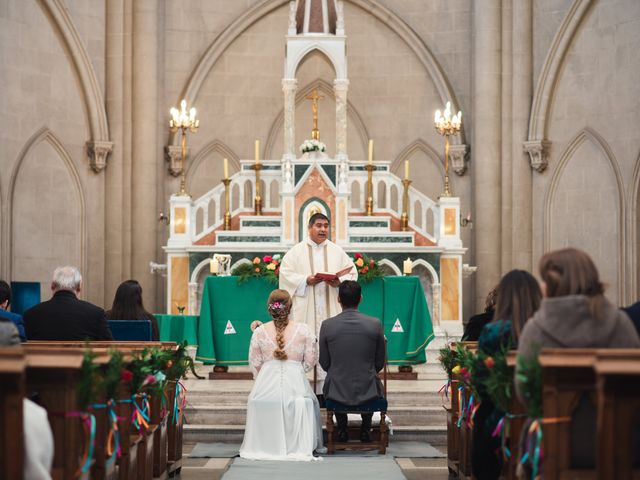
[623,301,640,337]
[0,308,26,342]
[319,308,385,405]
[462,308,495,341]
[24,290,113,341]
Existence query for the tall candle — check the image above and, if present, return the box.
[403,257,412,275]
[404,160,409,180]
[223,158,229,179]
[368,139,373,165]
[255,140,259,164]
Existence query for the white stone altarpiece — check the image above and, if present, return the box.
[163,0,467,339]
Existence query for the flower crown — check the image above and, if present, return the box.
[268,301,288,316]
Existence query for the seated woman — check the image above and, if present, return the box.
[240,289,323,461]
[105,280,159,340]
[516,248,640,469]
[472,270,542,480]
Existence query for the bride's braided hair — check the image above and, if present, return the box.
[267,289,292,360]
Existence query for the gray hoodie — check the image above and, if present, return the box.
[517,294,640,362]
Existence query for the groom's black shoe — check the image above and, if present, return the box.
[337,429,349,443]
[360,429,372,443]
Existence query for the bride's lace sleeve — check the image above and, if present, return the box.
[248,328,264,378]
[301,324,318,373]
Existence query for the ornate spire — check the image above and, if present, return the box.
[295,0,337,35]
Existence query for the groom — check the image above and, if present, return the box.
[319,280,386,442]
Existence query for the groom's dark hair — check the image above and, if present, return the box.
[338,280,361,308]
[308,212,329,227]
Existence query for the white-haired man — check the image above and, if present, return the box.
[24,266,112,340]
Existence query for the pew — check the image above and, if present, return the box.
[0,346,26,480]
[456,342,477,480]
[23,346,105,480]
[445,376,460,476]
[595,350,640,480]
[538,349,598,480]
[25,341,179,480]
[504,352,527,480]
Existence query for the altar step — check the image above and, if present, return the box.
[182,371,449,446]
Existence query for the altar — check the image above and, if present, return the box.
[196,276,433,366]
[162,2,467,350]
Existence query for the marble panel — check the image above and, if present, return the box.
[174,207,187,234]
[171,256,189,314]
[440,257,460,322]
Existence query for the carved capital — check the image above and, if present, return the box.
[282,78,298,92]
[449,144,468,175]
[86,140,113,173]
[524,139,551,172]
[165,145,184,177]
[333,78,349,93]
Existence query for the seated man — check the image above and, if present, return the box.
[24,266,113,340]
[319,280,385,442]
[0,280,26,341]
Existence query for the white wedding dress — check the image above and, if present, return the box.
[239,321,324,461]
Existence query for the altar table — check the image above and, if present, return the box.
[155,314,199,346]
[196,276,433,366]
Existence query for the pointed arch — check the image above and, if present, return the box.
[8,126,87,279]
[264,79,370,159]
[527,0,594,143]
[174,0,464,145]
[185,139,241,186]
[393,139,444,176]
[287,41,343,79]
[37,0,111,152]
[544,127,625,300]
[629,148,640,300]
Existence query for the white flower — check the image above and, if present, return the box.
[299,139,326,154]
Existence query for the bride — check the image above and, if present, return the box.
[239,289,324,461]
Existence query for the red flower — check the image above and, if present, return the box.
[120,369,133,383]
[275,268,280,275]
[369,259,375,266]
[263,255,272,263]
[363,266,369,273]
[484,357,495,369]
[255,267,260,273]
[354,253,363,259]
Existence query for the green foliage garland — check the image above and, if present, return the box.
[77,348,100,410]
[516,350,543,418]
[232,254,282,284]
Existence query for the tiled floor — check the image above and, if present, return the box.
[176,443,451,480]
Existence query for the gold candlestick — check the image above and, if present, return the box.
[434,101,462,197]
[401,178,411,231]
[365,163,374,216]
[169,99,199,196]
[253,163,263,215]
[222,178,231,230]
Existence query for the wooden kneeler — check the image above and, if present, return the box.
[325,340,389,454]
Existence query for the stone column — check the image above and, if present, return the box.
[104,0,132,302]
[472,0,502,309]
[334,79,349,160]
[501,0,513,272]
[131,0,159,310]
[512,0,533,270]
[282,78,297,163]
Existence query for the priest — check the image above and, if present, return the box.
[279,212,357,390]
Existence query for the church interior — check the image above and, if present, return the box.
[1,0,640,478]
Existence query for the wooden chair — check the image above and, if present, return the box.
[0,346,26,480]
[325,340,389,454]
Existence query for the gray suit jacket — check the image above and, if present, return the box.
[319,308,385,405]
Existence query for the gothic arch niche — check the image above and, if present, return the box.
[186,140,240,200]
[265,78,371,162]
[412,260,439,327]
[393,140,443,203]
[10,130,85,301]
[632,151,640,299]
[545,129,624,303]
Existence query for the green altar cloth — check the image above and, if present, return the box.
[155,314,199,346]
[197,276,434,365]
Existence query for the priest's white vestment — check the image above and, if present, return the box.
[279,238,357,337]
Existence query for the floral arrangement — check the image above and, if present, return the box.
[353,252,385,283]
[268,301,287,316]
[300,139,326,154]
[438,343,460,379]
[479,347,513,414]
[232,254,282,284]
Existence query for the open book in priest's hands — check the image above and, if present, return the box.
[314,266,354,282]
